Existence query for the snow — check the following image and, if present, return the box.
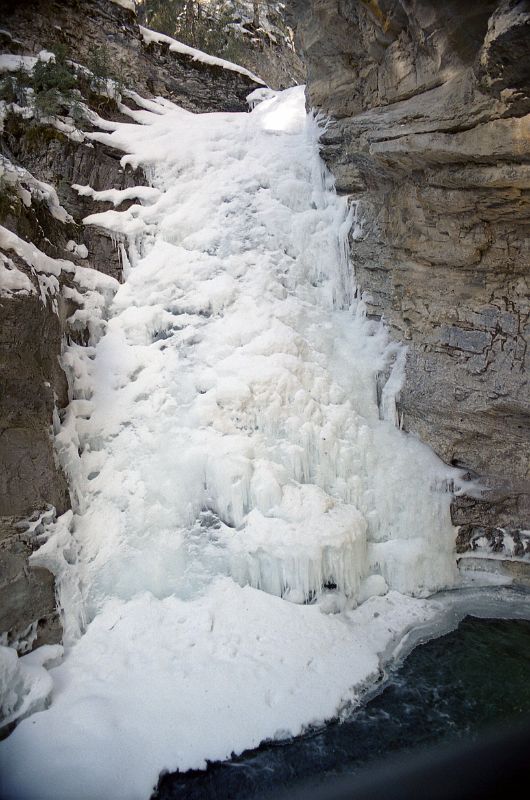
[0,224,72,278]
[247,86,279,108]
[0,225,117,320]
[0,252,35,296]
[139,25,265,85]
[1,156,73,223]
[50,116,85,143]
[1,587,440,800]
[0,86,461,798]
[0,54,37,73]
[72,183,161,207]
[0,645,62,731]
[0,225,112,289]
[110,0,136,11]
[66,240,88,259]
[0,50,54,73]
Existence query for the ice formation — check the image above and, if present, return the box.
[0,86,461,799]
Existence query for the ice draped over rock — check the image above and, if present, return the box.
[38,86,457,617]
[0,86,459,799]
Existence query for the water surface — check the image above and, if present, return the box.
[155,615,530,799]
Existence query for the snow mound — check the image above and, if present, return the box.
[0,585,439,800]
[0,645,62,731]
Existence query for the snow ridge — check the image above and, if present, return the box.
[139,25,265,85]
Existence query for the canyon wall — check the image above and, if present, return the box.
[290,0,530,567]
[0,0,261,652]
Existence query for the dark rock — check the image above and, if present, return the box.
[0,517,61,651]
[0,286,70,518]
[2,113,147,281]
[0,282,69,651]
[0,0,261,113]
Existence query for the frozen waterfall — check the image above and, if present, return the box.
[0,85,460,800]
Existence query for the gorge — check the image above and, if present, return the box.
[0,2,528,798]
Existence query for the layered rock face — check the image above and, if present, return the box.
[0,0,261,651]
[291,0,530,561]
[1,0,259,112]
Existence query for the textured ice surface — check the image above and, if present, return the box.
[0,86,459,799]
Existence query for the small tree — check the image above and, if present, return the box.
[31,44,78,119]
[86,45,113,92]
[34,88,63,118]
[142,0,185,36]
[32,45,76,95]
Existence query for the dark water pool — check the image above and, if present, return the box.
[154,616,530,800]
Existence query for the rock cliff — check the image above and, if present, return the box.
[0,0,261,653]
[291,0,530,568]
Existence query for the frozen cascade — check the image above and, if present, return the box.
[0,86,461,799]
[55,86,456,617]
